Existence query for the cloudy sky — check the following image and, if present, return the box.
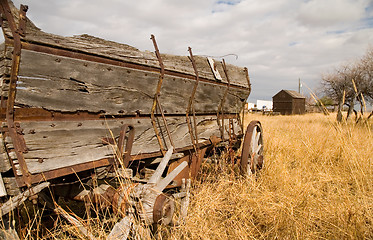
[8,0,373,102]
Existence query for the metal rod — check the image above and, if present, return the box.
[243,67,251,90]
[156,96,176,150]
[240,101,245,133]
[192,105,199,145]
[187,47,200,112]
[217,59,231,141]
[150,34,176,153]
[190,48,199,146]
[117,124,135,167]
[186,47,200,151]
[242,67,251,132]
[185,113,196,151]
[0,2,32,186]
[150,34,167,153]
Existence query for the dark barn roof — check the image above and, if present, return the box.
[274,90,305,99]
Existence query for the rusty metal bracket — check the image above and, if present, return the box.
[240,67,252,133]
[14,122,28,153]
[117,124,135,168]
[243,67,251,91]
[222,61,238,143]
[150,34,175,154]
[155,95,176,150]
[150,34,166,153]
[217,59,231,141]
[228,118,237,143]
[17,4,28,37]
[186,47,200,152]
[228,119,234,140]
[239,101,245,134]
[0,2,32,186]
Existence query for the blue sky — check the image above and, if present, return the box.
[8,0,373,102]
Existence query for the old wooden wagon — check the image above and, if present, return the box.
[0,1,264,238]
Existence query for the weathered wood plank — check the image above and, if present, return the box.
[159,77,227,114]
[23,30,249,88]
[17,49,246,115]
[108,215,134,240]
[1,44,12,99]
[17,115,228,174]
[0,227,20,240]
[2,177,20,196]
[18,49,157,114]
[0,182,49,216]
[0,173,7,197]
[0,66,10,76]
[0,135,12,173]
[224,90,248,113]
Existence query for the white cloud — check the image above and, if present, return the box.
[7,0,373,101]
[297,0,367,27]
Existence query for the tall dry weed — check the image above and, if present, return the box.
[3,113,372,239]
[166,113,373,239]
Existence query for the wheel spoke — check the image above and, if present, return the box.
[255,144,262,155]
[254,129,261,146]
[252,129,261,154]
[247,163,252,175]
[251,127,257,152]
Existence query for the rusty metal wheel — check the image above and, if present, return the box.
[240,120,264,176]
[153,193,175,225]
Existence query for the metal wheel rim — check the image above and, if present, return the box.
[240,120,264,175]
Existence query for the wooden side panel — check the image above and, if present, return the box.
[159,77,227,114]
[17,50,247,115]
[162,54,225,85]
[15,116,222,174]
[214,61,250,87]
[23,32,250,88]
[18,49,157,115]
[224,88,249,113]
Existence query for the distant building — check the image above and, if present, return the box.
[273,90,305,115]
[246,100,273,112]
[247,102,256,110]
[256,100,273,111]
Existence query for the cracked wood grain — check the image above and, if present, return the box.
[17,50,247,115]
[16,116,224,174]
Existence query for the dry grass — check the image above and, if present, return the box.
[5,113,373,239]
[166,113,373,239]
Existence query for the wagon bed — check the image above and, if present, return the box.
[0,2,267,238]
[0,1,251,190]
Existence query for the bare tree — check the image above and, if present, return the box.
[322,64,359,121]
[359,47,373,118]
[321,47,373,121]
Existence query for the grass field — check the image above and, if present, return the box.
[165,113,373,239]
[5,113,373,239]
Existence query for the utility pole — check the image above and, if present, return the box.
[298,78,302,94]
